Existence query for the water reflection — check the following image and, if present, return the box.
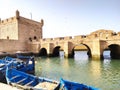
[103,59,111,65]
[35,51,120,90]
[103,50,111,69]
[90,61,101,81]
[74,51,88,60]
[59,51,64,59]
[103,50,111,59]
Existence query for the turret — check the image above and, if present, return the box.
[16,10,20,19]
[41,19,44,26]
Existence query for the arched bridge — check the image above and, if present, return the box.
[28,30,120,59]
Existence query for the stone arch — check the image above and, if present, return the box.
[59,47,64,51]
[71,44,92,58]
[39,48,47,56]
[52,46,61,57]
[108,44,120,59]
[83,44,92,58]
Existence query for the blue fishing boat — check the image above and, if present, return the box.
[16,54,35,74]
[16,55,35,74]
[0,56,35,82]
[6,66,59,90]
[16,54,33,60]
[55,78,100,90]
[0,56,22,82]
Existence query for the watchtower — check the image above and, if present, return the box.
[0,10,43,53]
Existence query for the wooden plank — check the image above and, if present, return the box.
[24,80,34,86]
[16,78,27,84]
[11,75,20,80]
[34,82,58,90]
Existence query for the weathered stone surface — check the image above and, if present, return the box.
[0,10,43,53]
[1,10,120,59]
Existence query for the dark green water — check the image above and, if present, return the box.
[35,51,120,90]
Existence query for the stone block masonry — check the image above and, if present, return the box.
[0,10,43,54]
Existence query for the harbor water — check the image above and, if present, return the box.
[35,51,120,90]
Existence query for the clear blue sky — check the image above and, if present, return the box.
[0,0,120,38]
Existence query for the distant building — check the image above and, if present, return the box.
[0,10,43,53]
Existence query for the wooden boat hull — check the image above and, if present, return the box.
[55,78,100,90]
[6,67,59,90]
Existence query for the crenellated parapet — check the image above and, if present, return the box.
[39,29,120,44]
[0,10,43,28]
[0,10,20,25]
[0,17,17,25]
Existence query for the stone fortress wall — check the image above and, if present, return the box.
[1,10,120,59]
[0,10,43,53]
